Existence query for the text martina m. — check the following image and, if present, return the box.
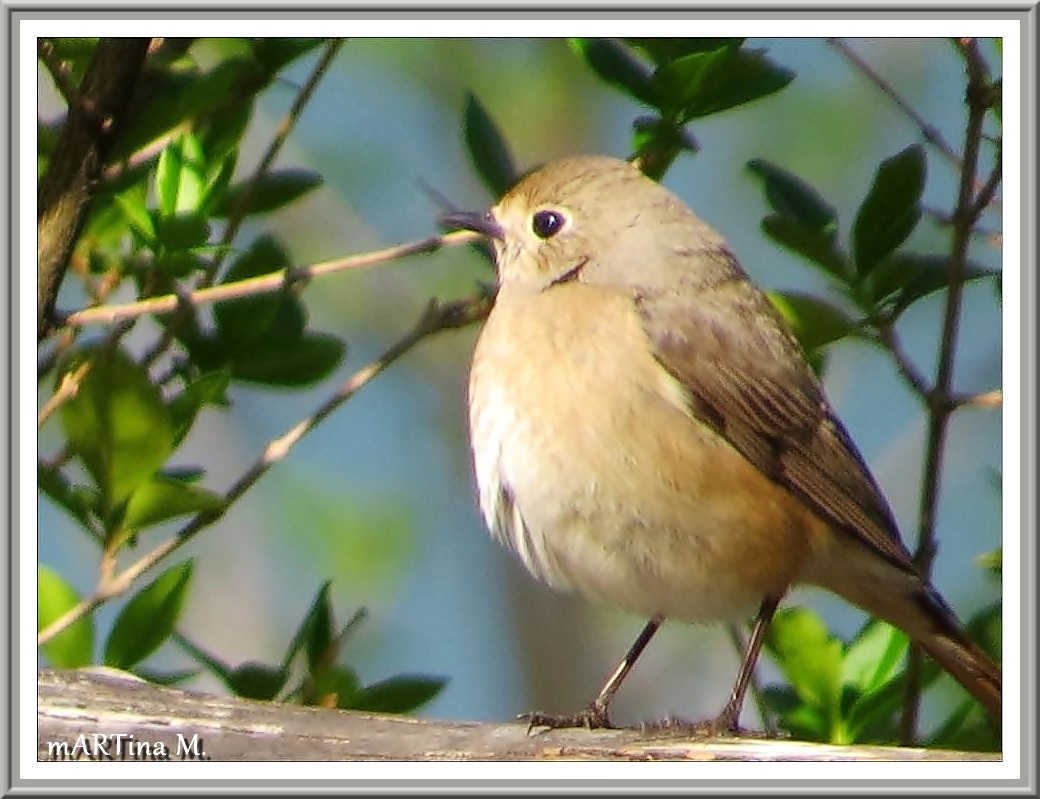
[44,733,210,761]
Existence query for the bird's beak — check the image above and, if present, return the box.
[440,209,505,241]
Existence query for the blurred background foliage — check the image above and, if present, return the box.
[37,37,1002,749]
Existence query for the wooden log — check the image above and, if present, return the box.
[37,668,999,762]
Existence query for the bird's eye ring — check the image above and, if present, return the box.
[531,209,566,239]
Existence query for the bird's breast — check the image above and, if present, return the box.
[467,283,818,622]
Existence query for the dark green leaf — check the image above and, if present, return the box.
[866,253,996,316]
[213,235,302,349]
[761,216,849,281]
[251,38,327,73]
[168,369,231,446]
[747,159,837,233]
[279,581,335,673]
[767,291,858,355]
[304,664,360,709]
[227,661,288,700]
[104,561,194,670]
[120,473,225,532]
[624,38,743,65]
[38,463,99,531]
[463,93,518,197]
[230,333,345,387]
[211,169,324,219]
[38,566,95,668]
[157,213,211,252]
[60,346,174,518]
[111,54,274,163]
[652,47,793,122]
[763,686,829,741]
[134,667,201,686]
[570,39,656,107]
[852,145,926,275]
[350,675,446,714]
[631,115,698,181]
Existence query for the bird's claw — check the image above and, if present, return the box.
[519,703,614,734]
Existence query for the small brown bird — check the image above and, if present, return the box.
[443,155,1001,734]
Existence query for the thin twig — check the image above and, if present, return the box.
[900,37,998,745]
[199,38,345,289]
[950,388,1002,410]
[828,39,962,169]
[37,360,93,428]
[874,323,931,399]
[38,39,82,108]
[61,230,479,329]
[37,291,492,648]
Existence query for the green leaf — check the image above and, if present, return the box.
[761,216,849,281]
[227,661,288,701]
[211,169,324,218]
[852,145,927,275]
[570,39,656,107]
[305,585,335,673]
[104,561,193,670]
[747,159,837,233]
[134,667,201,686]
[155,133,207,217]
[38,463,99,532]
[38,566,95,668]
[842,621,908,695]
[251,38,327,73]
[651,47,793,122]
[230,333,345,387]
[463,93,518,197]
[631,115,699,181]
[213,235,303,350]
[167,369,231,446]
[120,473,225,532]
[305,664,361,709]
[624,38,743,65]
[866,252,996,316]
[350,674,446,714]
[59,346,175,520]
[767,291,858,355]
[766,608,844,716]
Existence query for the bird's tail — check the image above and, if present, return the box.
[805,540,1001,726]
[916,607,1001,723]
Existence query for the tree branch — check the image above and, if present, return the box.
[37,290,492,647]
[900,37,1000,745]
[60,230,479,329]
[37,38,153,341]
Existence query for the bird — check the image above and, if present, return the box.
[441,154,1001,736]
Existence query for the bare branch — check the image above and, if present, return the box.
[61,230,479,329]
[901,36,998,745]
[199,38,346,288]
[37,290,492,647]
[37,360,93,428]
[828,39,962,168]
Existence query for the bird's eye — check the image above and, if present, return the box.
[531,209,566,239]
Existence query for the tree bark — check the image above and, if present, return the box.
[37,38,152,341]
[36,669,999,762]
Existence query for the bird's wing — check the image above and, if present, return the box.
[633,260,917,575]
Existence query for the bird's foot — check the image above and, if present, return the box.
[519,702,614,734]
[640,708,777,740]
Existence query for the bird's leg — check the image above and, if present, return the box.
[644,594,783,738]
[522,615,664,733]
